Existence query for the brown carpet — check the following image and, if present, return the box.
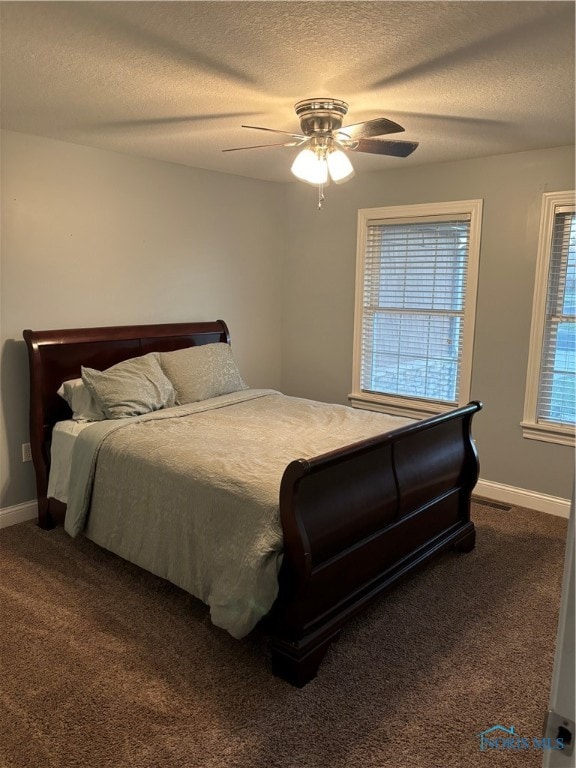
[0,502,568,768]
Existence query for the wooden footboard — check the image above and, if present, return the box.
[269,401,482,686]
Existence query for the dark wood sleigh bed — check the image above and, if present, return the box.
[24,320,482,687]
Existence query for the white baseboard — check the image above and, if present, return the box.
[0,500,38,529]
[475,479,571,519]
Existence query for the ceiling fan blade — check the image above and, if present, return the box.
[241,125,306,140]
[222,140,305,152]
[350,139,419,157]
[339,117,405,139]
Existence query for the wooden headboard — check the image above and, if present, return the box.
[23,320,230,527]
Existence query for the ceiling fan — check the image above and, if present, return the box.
[223,98,419,206]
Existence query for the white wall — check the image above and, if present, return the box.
[280,145,575,502]
[1,131,574,512]
[0,130,285,507]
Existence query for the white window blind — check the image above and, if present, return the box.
[361,215,471,405]
[537,207,575,426]
[523,190,575,446]
[352,201,482,418]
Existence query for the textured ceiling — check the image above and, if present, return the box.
[1,1,574,182]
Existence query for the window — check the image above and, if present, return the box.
[522,191,575,446]
[351,200,482,418]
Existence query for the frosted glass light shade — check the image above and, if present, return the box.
[326,149,354,183]
[291,149,328,185]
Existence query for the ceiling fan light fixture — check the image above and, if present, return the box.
[326,149,354,183]
[225,98,417,204]
[291,148,328,185]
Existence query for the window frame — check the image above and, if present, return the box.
[350,200,483,419]
[522,190,575,447]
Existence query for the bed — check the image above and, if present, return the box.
[24,320,482,686]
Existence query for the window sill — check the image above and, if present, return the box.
[521,421,575,447]
[348,392,456,420]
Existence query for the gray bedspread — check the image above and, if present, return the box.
[65,389,411,638]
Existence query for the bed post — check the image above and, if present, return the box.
[23,330,54,529]
[269,629,342,688]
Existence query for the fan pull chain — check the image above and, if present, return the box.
[318,183,325,210]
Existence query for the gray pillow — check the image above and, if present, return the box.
[159,343,248,404]
[82,353,175,419]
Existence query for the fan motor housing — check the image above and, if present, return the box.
[295,98,349,136]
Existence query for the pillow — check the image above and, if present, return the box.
[81,353,175,419]
[57,378,105,422]
[159,343,248,404]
